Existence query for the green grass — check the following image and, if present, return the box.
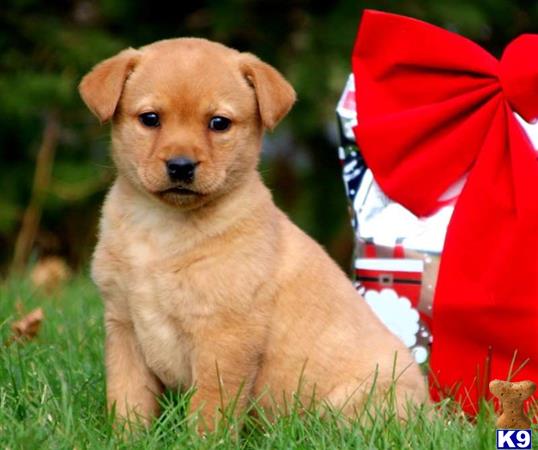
[0,273,526,449]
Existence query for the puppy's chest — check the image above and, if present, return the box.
[101,231,242,387]
[131,298,194,389]
[95,209,268,387]
[122,242,209,388]
[121,237,226,315]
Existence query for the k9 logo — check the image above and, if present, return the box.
[496,429,532,449]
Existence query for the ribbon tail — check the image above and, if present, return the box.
[430,102,538,411]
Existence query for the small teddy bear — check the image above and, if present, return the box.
[489,379,536,429]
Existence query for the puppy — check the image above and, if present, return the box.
[79,38,428,431]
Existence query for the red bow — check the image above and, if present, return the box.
[353,10,538,413]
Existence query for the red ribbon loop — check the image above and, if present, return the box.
[499,35,538,123]
[353,10,538,414]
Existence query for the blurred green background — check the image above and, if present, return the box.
[1,0,537,275]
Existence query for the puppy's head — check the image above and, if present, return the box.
[79,38,296,209]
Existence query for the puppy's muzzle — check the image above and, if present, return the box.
[166,157,197,183]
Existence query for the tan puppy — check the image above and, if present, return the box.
[80,38,428,431]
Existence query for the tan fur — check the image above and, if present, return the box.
[80,38,428,431]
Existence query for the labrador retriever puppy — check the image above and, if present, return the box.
[80,38,428,431]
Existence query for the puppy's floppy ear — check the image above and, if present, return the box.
[239,53,296,130]
[79,48,140,123]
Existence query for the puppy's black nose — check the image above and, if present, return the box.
[166,157,196,182]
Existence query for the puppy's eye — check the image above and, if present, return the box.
[139,112,160,127]
[208,116,231,132]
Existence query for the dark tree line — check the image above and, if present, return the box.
[1,0,537,273]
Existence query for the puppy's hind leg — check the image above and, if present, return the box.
[105,315,164,426]
[326,360,428,422]
[189,323,263,434]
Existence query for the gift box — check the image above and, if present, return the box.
[338,9,538,414]
[337,73,448,365]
